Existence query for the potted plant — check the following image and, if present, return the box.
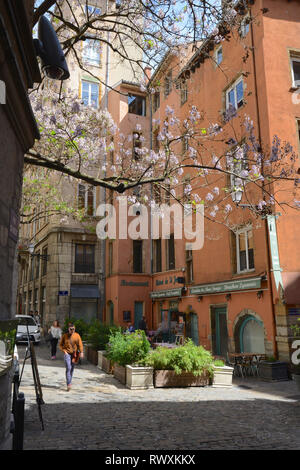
[212,359,234,388]
[106,329,152,388]
[143,339,214,388]
[0,328,16,367]
[258,356,290,381]
[85,320,118,367]
[290,317,300,391]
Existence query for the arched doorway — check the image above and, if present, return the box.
[240,316,265,353]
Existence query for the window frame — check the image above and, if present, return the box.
[128,93,146,116]
[239,13,250,38]
[164,71,172,98]
[74,243,95,274]
[81,80,99,108]
[225,77,244,111]
[77,184,96,216]
[290,55,300,88]
[133,240,143,273]
[82,38,101,66]
[235,226,255,274]
[215,46,223,66]
[166,234,175,271]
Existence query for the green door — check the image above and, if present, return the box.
[134,301,144,330]
[212,307,228,357]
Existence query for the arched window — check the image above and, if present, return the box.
[240,316,265,353]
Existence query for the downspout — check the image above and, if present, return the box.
[149,92,154,329]
[250,9,278,358]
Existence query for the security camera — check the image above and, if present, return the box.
[34,16,70,80]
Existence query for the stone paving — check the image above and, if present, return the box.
[16,342,300,450]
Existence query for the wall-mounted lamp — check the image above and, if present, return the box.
[225,293,231,301]
[257,290,263,299]
[34,16,70,80]
[198,295,203,302]
[28,243,50,261]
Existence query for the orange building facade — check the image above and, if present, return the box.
[105,0,300,362]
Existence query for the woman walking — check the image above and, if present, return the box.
[48,320,62,359]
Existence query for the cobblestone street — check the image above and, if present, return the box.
[17,342,300,451]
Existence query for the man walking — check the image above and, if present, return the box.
[59,323,84,391]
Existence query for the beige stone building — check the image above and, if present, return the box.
[17,0,145,329]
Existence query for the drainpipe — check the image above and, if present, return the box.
[149,91,154,329]
[250,10,278,358]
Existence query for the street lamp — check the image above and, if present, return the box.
[28,243,49,261]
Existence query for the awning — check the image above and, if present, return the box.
[70,285,100,298]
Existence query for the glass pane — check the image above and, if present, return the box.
[217,48,222,64]
[78,184,85,209]
[292,60,300,85]
[81,82,89,106]
[90,83,99,108]
[236,80,244,107]
[87,187,94,215]
[228,89,235,107]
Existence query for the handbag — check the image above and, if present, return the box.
[72,350,80,364]
[45,331,53,342]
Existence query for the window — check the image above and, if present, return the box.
[128,94,146,116]
[82,39,101,66]
[108,242,113,276]
[78,184,96,216]
[186,249,193,283]
[216,46,223,65]
[30,258,34,281]
[81,80,99,108]
[180,80,188,105]
[228,144,248,202]
[75,244,95,273]
[35,254,40,279]
[86,5,101,16]
[240,14,250,37]
[166,234,175,270]
[290,55,300,88]
[164,71,172,97]
[153,92,160,112]
[234,227,254,273]
[132,132,142,160]
[226,78,244,110]
[34,288,38,312]
[40,287,46,319]
[133,240,143,273]
[152,239,162,273]
[42,247,48,276]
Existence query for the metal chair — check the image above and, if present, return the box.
[175,334,184,345]
[226,353,244,378]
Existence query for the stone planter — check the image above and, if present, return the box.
[126,365,154,390]
[102,354,113,374]
[154,369,210,388]
[97,350,107,371]
[0,340,13,367]
[114,363,126,385]
[292,373,300,392]
[212,366,234,388]
[258,361,289,381]
[86,345,98,366]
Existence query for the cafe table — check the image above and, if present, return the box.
[228,353,266,377]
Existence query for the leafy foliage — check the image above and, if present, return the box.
[0,329,16,355]
[86,320,119,351]
[106,329,151,366]
[142,339,215,377]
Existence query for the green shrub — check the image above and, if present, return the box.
[63,317,89,340]
[86,320,119,351]
[106,329,151,367]
[0,329,16,355]
[142,339,215,377]
[214,359,225,367]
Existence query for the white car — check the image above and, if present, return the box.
[15,315,41,344]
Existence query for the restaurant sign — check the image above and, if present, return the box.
[150,288,183,299]
[190,277,262,295]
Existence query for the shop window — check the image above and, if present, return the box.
[166,234,175,270]
[133,240,143,273]
[75,244,95,273]
[128,94,146,116]
[234,227,254,273]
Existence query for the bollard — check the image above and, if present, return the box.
[12,392,25,450]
